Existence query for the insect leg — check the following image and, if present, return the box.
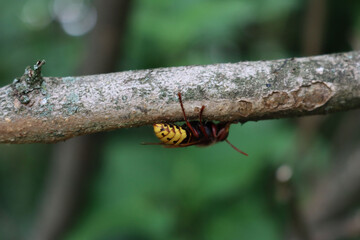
[177,92,199,138]
[198,105,209,138]
[211,123,218,138]
[216,123,230,141]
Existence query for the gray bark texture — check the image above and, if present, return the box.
[1,51,360,143]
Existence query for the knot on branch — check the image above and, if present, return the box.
[263,82,334,112]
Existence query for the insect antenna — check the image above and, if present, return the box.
[225,139,248,156]
[141,142,165,145]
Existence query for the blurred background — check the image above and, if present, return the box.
[1,0,360,240]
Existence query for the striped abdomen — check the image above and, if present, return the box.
[153,123,189,145]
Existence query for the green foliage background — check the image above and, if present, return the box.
[0,0,359,239]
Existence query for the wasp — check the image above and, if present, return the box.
[145,92,248,156]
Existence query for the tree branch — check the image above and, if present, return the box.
[1,51,360,143]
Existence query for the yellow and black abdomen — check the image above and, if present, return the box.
[153,123,189,145]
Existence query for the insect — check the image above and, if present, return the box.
[145,92,248,156]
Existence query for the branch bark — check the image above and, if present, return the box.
[1,51,360,143]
